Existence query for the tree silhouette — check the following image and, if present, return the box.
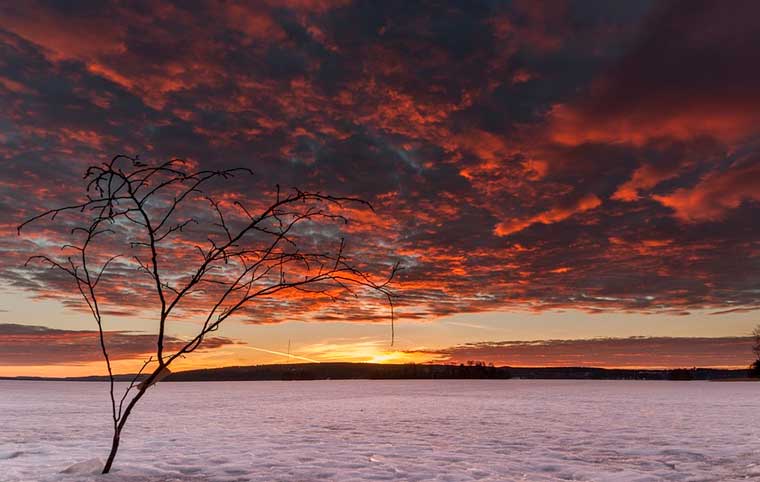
[18,155,397,473]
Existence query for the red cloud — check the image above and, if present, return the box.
[653,163,760,222]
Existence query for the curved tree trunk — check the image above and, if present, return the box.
[102,429,121,474]
[101,367,159,474]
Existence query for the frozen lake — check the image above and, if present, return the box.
[1,379,759,481]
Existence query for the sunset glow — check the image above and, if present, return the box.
[1,1,760,376]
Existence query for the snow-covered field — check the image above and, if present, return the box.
[1,380,759,481]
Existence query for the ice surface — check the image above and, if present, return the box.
[60,458,104,475]
[1,379,759,481]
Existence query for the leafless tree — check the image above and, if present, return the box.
[18,155,397,473]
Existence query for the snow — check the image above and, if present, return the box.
[1,379,759,481]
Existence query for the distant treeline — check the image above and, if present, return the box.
[5,363,752,382]
[165,362,750,382]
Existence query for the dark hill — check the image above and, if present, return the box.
[4,363,751,381]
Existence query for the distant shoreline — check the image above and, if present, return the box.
[2,362,755,382]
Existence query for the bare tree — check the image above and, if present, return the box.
[18,155,397,473]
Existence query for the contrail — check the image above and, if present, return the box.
[242,345,320,363]
[445,321,495,330]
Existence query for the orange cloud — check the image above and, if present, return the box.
[612,163,685,202]
[550,103,760,147]
[494,193,601,236]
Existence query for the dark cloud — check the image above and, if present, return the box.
[551,0,760,145]
[414,336,756,369]
[0,323,237,365]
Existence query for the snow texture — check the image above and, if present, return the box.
[1,379,759,481]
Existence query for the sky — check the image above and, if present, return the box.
[1,0,759,376]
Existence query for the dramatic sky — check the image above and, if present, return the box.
[1,0,759,376]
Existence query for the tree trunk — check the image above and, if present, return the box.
[101,368,155,473]
[102,428,121,474]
